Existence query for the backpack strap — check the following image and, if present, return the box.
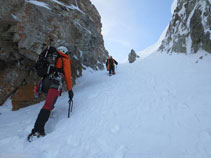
[44,46,50,58]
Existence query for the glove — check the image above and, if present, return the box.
[68,90,74,101]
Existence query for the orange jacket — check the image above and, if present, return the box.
[56,50,72,91]
[106,58,118,70]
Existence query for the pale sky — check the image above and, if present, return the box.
[90,0,174,62]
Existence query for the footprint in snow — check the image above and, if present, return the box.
[88,93,98,99]
[115,145,127,158]
[111,125,120,134]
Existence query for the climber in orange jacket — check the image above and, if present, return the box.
[28,46,73,139]
[106,56,118,75]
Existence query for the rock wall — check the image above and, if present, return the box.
[0,0,108,110]
[159,0,211,54]
[128,49,139,63]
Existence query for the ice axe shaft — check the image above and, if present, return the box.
[68,100,73,118]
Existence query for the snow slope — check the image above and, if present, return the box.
[1,50,211,158]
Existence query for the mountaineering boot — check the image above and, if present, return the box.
[27,131,46,142]
[28,109,50,142]
[31,109,50,134]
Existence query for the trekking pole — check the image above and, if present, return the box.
[68,100,73,118]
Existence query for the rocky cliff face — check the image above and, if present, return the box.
[0,0,108,110]
[159,0,211,54]
[128,49,139,63]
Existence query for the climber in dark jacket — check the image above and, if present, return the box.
[106,56,118,75]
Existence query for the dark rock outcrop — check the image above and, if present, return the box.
[159,0,211,54]
[0,0,108,110]
[128,49,139,63]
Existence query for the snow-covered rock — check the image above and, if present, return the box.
[128,49,139,63]
[159,0,211,54]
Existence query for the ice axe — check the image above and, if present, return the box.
[68,100,73,118]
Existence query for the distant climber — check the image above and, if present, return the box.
[106,56,118,76]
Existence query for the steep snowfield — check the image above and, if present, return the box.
[1,51,211,158]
